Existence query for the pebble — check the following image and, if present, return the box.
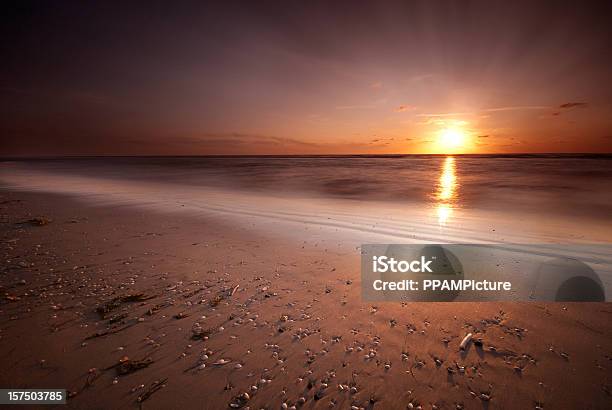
[214,358,231,365]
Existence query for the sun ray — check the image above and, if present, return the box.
[433,124,472,154]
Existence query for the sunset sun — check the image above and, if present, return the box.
[439,127,465,148]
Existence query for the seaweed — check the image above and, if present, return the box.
[95,293,155,318]
[137,378,167,403]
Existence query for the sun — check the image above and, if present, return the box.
[439,127,465,148]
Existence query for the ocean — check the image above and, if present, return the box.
[2,154,612,297]
[2,155,612,221]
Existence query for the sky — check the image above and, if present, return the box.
[2,0,612,156]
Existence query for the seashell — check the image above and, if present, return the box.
[459,333,473,350]
[213,358,231,365]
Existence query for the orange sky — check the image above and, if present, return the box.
[2,2,612,155]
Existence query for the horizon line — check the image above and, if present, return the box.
[2,152,612,160]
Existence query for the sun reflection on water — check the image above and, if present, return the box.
[435,156,459,225]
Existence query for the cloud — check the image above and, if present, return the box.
[369,136,396,145]
[559,102,588,109]
[125,132,405,154]
[180,133,320,148]
[370,81,383,89]
[126,133,322,151]
[336,97,388,110]
[395,105,416,112]
[416,112,472,117]
[483,103,586,119]
[477,135,489,138]
[335,104,376,110]
[549,102,588,117]
[483,106,549,112]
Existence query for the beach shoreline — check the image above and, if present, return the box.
[1,188,611,409]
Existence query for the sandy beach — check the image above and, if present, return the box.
[1,182,611,409]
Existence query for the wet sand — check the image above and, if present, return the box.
[1,189,611,409]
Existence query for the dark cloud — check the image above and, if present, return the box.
[369,136,397,145]
[559,102,588,109]
[477,135,489,138]
[395,105,415,112]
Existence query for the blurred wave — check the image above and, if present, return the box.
[2,154,612,219]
